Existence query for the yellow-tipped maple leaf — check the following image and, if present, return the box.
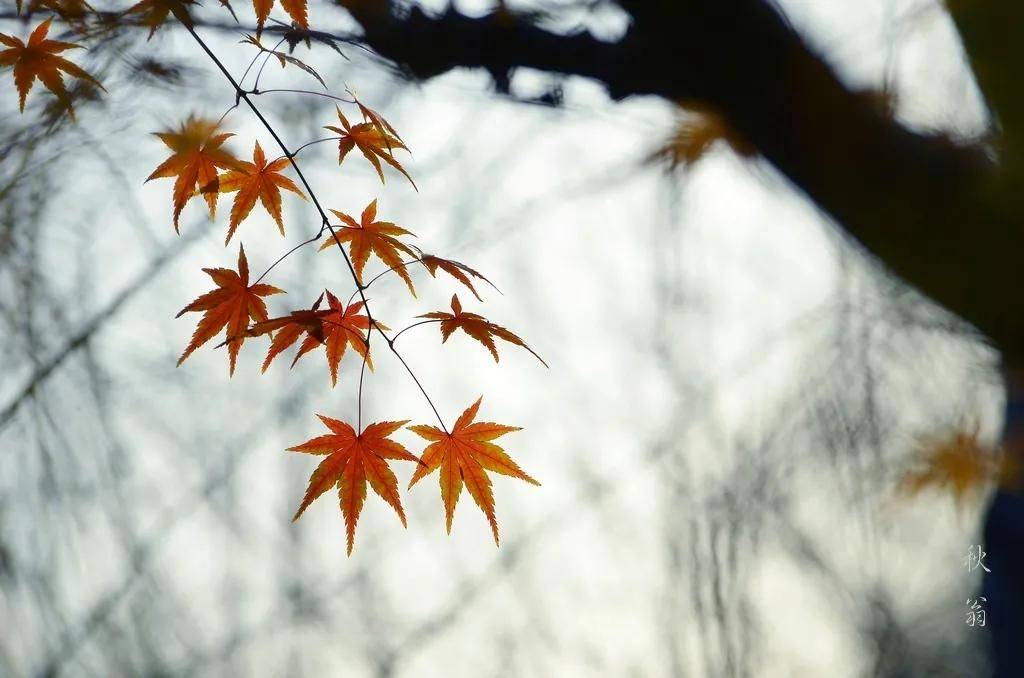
[418,294,547,366]
[417,253,497,301]
[0,18,103,119]
[899,426,1002,507]
[176,244,284,375]
[247,290,379,386]
[146,115,242,232]
[216,141,306,244]
[125,0,196,39]
[289,415,420,555]
[408,396,539,545]
[319,199,418,295]
[325,105,416,190]
[250,0,308,35]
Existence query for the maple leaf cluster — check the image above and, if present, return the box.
[289,396,536,555]
[5,3,545,556]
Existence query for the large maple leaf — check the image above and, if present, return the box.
[289,415,420,555]
[146,115,243,232]
[408,396,539,545]
[247,290,377,386]
[319,199,418,295]
[418,294,547,366]
[324,105,416,190]
[0,18,103,119]
[176,244,284,375]
[216,141,306,244]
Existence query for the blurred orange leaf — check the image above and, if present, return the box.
[0,18,103,118]
[125,0,197,39]
[899,426,1002,507]
[650,100,755,170]
[146,115,243,231]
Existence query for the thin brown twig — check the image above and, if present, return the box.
[391,319,443,344]
[253,88,356,105]
[346,257,423,306]
[268,136,341,165]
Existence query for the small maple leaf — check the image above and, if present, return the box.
[289,415,420,555]
[247,290,379,386]
[250,0,308,35]
[176,244,284,375]
[418,294,547,367]
[899,426,1002,507]
[325,105,416,190]
[125,0,197,39]
[216,141,306,244]
[146,115,243,232]
[408,396,539,545]
[417,253,498,302]
[0,18,104,119]
[319,199,418,295]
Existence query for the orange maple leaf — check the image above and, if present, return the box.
[0,18,103,119]
[325,105,416,190]
[319,199,418,295]
[289,415,420,555]
[417,253,497,302]
[176,244,284,375]
[408,396,539,545]
[251,0,308,35]
[216,141,307,244]
[418,294,547,366]
[247,290,378,386]
[146,115,243,232]
[125,0,197,39]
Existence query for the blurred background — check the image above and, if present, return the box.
[0,0,1017,676]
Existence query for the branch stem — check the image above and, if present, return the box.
[181,20,449,433]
